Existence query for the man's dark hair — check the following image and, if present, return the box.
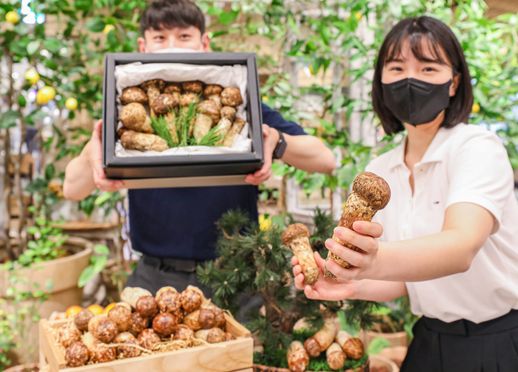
[372,16,473,134]
[140,0,206,35]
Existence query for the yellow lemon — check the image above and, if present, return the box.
[5,11,20,25]
[259,214,272,232]
[36,86,56,105]
[65,97,78,111]
[87,304,104,316]
[65,305,83,318]
[24,68,40,85]
[472,103,480,113]
[103,24,115,34]
[103,302,117,314]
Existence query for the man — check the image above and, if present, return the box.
[64,0,335,295]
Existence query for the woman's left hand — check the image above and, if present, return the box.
[324,220,383,280]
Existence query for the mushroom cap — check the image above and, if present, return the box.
[203,84,223,97]
[208,94,222,108]
[151,93,179,115]
[351,172,391,210]
[182,80,204,93]
[206,327,226,343]
[128,312,149,336]
[342,337,365,360]
[74,309,94,333]
[137,329,161,349]
[164,82,182,94]
[172,324,195,341]
[220,106,236,121]
[120,86,148,105]
[119,102,147,129]
[152,312,178,337]
[87,314,118,344]
[141,79,166,92]
[197,100,221,124]
[221,87,243,107]
[136,295,158,318]
[65,341,90,367]
[180,92,200,107]
[281,223,310,245]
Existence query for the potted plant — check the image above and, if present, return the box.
[0,214,92,365]
[198,209,372,371]
[361,297,417,367]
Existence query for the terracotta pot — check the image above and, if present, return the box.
[4,362,39,372]
[369,355,399,372]
[253,358,371,372]
[362,330,408,348]
[378,346,408,368]
[0,237,92,364]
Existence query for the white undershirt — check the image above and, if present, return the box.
[366,123,518,323]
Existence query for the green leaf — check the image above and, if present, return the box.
[93,244,109,255]
[0,111,19,129]
[86,17,105,32]
[26,40,40,56]
[43,39,61,54]
[44,164,55,180]
[78,266,95,288]
[367,337,390,355]
[151,115,175,147]
[17,95,26,108]
[218,10,239,25]
[94,192,112,206]
[92,256,107,272]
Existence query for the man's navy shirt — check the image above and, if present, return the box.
[128,103,305,260]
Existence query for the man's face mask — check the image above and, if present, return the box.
[382,78,452,126]
[152,47,199,54]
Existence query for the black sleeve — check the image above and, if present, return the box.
[261,103,306,136]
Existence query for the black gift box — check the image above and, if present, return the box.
[102,52,263,188]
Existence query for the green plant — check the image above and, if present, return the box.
[197,209,353,368]
[0,265,49,367]
[78,244,110,288]
[199,0,518,197]
[369,297,419,339]
[12,215,67,268]
[78,190,125,218]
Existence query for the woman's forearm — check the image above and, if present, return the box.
[367,230,481,282]
[353,279,407,302]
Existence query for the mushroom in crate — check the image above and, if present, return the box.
[40,284,252,370]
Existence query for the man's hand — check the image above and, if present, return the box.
[88,120,125,192]
[244,124,279,185]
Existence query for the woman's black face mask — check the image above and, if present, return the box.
[382,78,452,126]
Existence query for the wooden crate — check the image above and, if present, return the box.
[39,314,253,372]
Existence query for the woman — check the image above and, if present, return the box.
[292,16,518,371]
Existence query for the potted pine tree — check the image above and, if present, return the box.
[197,209,374,372]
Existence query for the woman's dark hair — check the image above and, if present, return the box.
[140,0,205,35]
[372,16,473,134]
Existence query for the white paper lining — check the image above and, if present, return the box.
[114,62,251,157]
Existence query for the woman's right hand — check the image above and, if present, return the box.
[291,253,359,301]
[88,120,125,192]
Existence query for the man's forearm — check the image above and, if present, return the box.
[282,134,336,174]
[63,144,96,201]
